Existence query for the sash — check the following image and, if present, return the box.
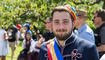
[47,39,63,60]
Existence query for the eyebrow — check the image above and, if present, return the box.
[53,19,59,21]
[53,18,69,21]
[63,19,69,20]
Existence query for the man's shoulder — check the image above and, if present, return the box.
[84,24,94,33]
[80,25,94,37]
[79,24,93,34]
[76,37,95,48]
[101,25,105,31]
[43,32,51,36]
[0,29,6,34]
[0,29,5,32]
[40,42,47,52]
[40,38,54,49]
[97,23,105,31]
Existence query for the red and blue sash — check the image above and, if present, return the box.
[47,39,63,60]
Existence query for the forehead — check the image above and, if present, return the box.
[53,11,71,20]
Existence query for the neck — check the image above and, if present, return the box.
[78,22,86,29]
[55,32,73,47]
[56,34,72,47]
[57,40,65,47]
[49,29,53,33]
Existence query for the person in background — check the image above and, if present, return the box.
[74,9,95,43]
[43,17,54,41]
[22,32,40,60]
[22,32,35,54]
[20,27,25,40]
[24,24,32,37]
[16,24,22,40]
[16,24,22,45]
[0,27,9,60]
[93,10,105,58]
[8,25,18,60]
[35,30,45,48]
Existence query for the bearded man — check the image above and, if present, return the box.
[38,5,99,60]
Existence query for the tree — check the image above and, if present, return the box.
[0,0,104,32]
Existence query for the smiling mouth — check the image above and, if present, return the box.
[56,29,67,32]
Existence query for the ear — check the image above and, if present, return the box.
[72,21,76,29]
[73,20,78,27]
[73,21,76,26]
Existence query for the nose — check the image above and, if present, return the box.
[59,23,65,29]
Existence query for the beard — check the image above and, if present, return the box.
[53,29,72,41]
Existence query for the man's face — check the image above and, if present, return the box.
[93,13,102,28]
[52,11,73,41]
[45,19,52,30]
[75,17,86,29]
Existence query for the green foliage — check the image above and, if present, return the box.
[0,0,104,31]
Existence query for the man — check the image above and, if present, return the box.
[74,9,95,43]
[43,17,54,41]
[38,5,99,60]
[93,10,105,58]
[8,25,18,60]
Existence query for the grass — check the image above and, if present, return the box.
[6,45,23,60]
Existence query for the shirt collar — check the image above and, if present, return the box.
[78,24,87,33]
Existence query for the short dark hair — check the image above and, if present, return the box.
[51,6,74,22]
[96,10,105,21]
